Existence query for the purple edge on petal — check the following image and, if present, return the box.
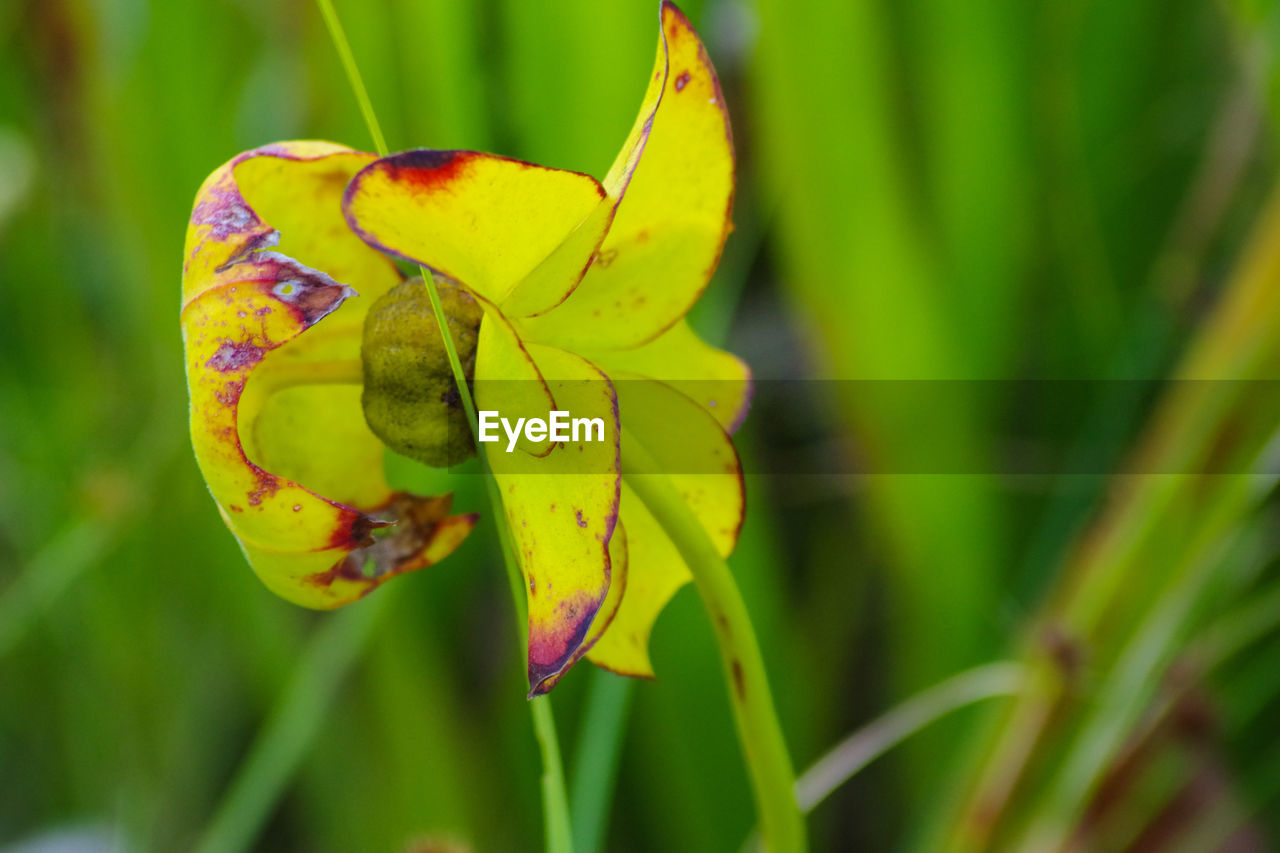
[526,368,623,697]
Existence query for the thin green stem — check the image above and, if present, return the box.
[795,663,1025,814]
[314,0,388,156]
[315,3,573,850]
[531,694,574,853]
[570,671,635,853]
[491,488,574,853]
[623,439,806,853]
[741,663,1023,851]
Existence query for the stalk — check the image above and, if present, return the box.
[315,2,572,849]
[623,440,806,852]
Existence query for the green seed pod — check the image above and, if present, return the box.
[361,276,483,468]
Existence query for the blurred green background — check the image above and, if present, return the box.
[5,0,1280,850]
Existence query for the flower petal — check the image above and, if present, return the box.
[584,320,751,432]
[587,376,745,676]
[237,494,478,607]
[520,3,734,350]
[528,519,629,694]
[618,377,744,557]
[586,484,683,678]
[474,302,559,458]
[481,344,622,695]
[343,150,608,313]
[182,143,474,608]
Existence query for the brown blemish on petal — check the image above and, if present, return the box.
[327,511,383,550]
[306,554,370,590]
[731,659,746,700]
[594,248,618,269]
[319,493,469,590]
[246,471,281,507]
[675,70,691,91]
[214,379,245,406]
[257,273,354,328]
[575,509,588,528]
[206,340,264,373]
[190,187,258,243]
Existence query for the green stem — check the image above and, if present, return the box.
[623,440,806,852]
[315,3,573,850]
[570,672,635,853]
[795,663,1025,814]
[314,0,388,157]
[531,694,574,853]
[492,488,574,853]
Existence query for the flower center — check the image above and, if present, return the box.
[361,275,483,468]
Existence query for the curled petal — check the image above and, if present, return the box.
[182,143,475,608]
[520,2,734,351]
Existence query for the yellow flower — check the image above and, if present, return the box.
[343,3,749,693]
[181,141,477,608]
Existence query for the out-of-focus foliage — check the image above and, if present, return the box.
[2,0,1279,850]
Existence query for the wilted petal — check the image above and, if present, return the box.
[182,143,475,608]
[237,494,477,606]
[520,2,734,351]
